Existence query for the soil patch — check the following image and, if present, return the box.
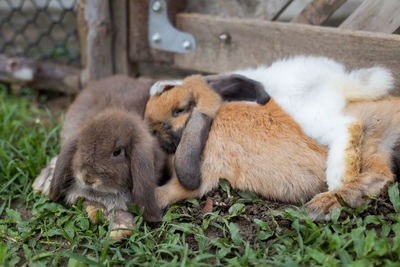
[171,181,399,251]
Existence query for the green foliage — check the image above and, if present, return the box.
[0,87,400,266]
[389,182,400,212]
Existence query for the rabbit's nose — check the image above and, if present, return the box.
[84,176,97,185]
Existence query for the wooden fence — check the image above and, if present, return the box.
[127,0,400,95]
[1,0,399,94]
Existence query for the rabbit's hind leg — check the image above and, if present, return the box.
[306,138,394,221]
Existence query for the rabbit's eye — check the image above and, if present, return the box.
[172,108,186,118]
[172,99,194,117]
[113,147,124,157]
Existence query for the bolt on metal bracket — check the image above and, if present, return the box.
[148,0,196,53]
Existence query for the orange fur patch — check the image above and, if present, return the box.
[343,122,363,183]
[86,205,99,224]
[145,75,222,130]
[186,76,222,118]
[364,155,393,178]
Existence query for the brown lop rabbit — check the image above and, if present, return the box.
[34,75,166,239]
[145,75,400,221]
[148,74,269,190]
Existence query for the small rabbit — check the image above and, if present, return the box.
[33,75,166,239]
[145,75,400,221]
[234,56,394,191]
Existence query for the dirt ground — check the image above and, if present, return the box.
[177,182,398,249]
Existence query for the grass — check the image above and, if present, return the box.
[1,85,400,266]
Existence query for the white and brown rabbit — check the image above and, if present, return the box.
[33,75,167,239]
[145,75,400,221]
[234,56,394,191]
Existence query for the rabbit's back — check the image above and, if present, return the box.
[61,75,150,144]
[347,96,400,156]
[200,100,328,202]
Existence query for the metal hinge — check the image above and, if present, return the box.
[148,0,196,53]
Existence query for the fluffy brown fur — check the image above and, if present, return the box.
[38,75,166,238]
[145,77,400,221]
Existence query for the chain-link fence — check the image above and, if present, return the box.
[0,0,80,66]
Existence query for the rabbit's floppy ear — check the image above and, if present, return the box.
[174,111,211,190]
[171,76,219,190]
[49,137,77,200]
[130,141,162,222]
[206,74,270,105]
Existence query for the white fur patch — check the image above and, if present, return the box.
[244,101,259,105]
[150,80,183,96]
[75,171,86,187]
[325,118,357,190]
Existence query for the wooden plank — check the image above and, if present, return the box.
[77,0,88,71]
[111,0,130,75]
[339,0,400,33]
[292,0,347,25]
[128,0,291,64]
[270,0,294,21]
[129,0,186,65]
[173,14,400,95]
[184,0,293,21]
[80,0,113,84]
[0,54,81,94]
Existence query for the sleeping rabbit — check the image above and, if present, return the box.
[234,56,394,191]
[145,75,400,221]
[33,75,167,239]
[149,74,269,190]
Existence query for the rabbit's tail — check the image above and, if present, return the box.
[341,66,394,101]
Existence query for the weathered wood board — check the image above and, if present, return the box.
[0,54,81,94]
[292,0,347,25]
[184,0,293,21]
[340,0,400,33]
[111,0,130,75]
[78,0,113,83]
[174,14,400,94]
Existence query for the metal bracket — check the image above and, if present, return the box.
[148,0,196,53]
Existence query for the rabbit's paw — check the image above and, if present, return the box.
[305,191,341,221]
[109,210,135,241]
[86,205,102,224]
[110,224,133,241]
[32,156,58,195]
[84,201,107,224]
